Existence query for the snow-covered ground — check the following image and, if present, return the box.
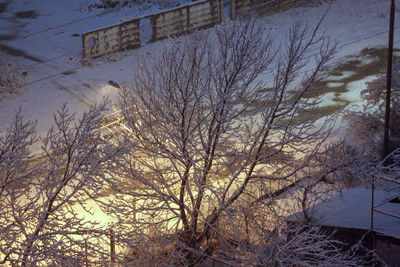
[1,0,397,232]
[0,0,398,139]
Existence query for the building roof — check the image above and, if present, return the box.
[288,188,400,239]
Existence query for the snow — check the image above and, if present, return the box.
[0,0,398,245]
[0,0,398,137]
[341,75,377,103]
[288,188,400,240]
[326,81,345,88]
[1,1,398,256]
[326,71,355,81]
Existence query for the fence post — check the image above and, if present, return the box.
[150,15,157,42]
[133,199,136,223]
[218,0,223,22]
[118,23,123,52]
[230,0,236,20]
[82,34,86,58]
[110,229,116,265]
[185,6,190,33]
[84,238,89,267]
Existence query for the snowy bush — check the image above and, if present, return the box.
[343,61,400,159]
[0,56,26,94]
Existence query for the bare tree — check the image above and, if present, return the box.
[97,17,366,266]
[0,103,130,266]
[0,110,37,265]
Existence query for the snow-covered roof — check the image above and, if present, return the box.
[288,188,400,239]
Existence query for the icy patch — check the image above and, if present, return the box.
[358,56,376,66]
[340,75,377,103]
[319,93,336,106]
[327,71,355,81]
[326,82,345,88]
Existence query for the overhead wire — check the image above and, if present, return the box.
[0,3,128,45]
[0,0,379,71]
[14,25,399,92]
[8,0,224,71]
[2,0,398,92]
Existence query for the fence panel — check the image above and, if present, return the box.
[187,0,223,32]
[280,0,297,10]
[230,0,297,20]
[120,19,141,51]
[151,0,223,42]
[82,18,140,58]
[151,7,188,42]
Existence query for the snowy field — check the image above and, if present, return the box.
[0,0,398,139]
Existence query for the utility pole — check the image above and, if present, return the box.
[383,0,396,161]
[372,0,396,252]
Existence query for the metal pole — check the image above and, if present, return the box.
[85,238,89,267]
[383,0,396,161]
[370,173,375,250]
[110,229,115,265]
[371,177,374,228]
[370,175,375,249]
[373,0,396,252]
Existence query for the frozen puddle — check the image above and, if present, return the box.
[325,71,355,81]
[326,81,345,88]
[340,75,377,103]
[314,48,398,106]
[295,47,399,122]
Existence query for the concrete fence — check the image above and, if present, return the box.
[82,0,299,59]
[82,18,140,58]
[230,0,298,19]
[151,0,223,42]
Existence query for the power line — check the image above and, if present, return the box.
[293,26,400,77]
[0,0,174,68]
[16,0,224,70]
[1,6,122,45]
[4,1,399,92]
[2,0,379,72]
[13,25,400,93]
